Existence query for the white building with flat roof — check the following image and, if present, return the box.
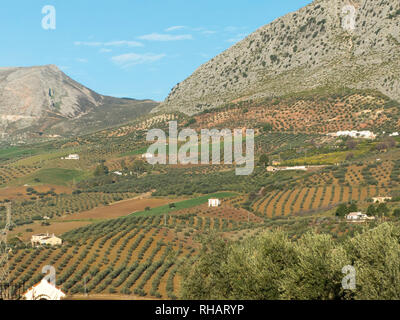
[329,131,376,140]
[208,198,221,207]
[62,154,80,160]
[142,153,154,159]
[31,233,62,247]
[346,212,375,222]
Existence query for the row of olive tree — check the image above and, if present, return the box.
[180,223,400,300]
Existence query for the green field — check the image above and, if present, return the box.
[133,192,236,217]
[16,168,90,186]
[283,141,374,165]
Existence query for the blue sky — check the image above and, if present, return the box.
[0,0,312,101]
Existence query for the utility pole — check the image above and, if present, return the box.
[0,203,11,300]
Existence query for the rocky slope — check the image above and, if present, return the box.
[156,0,400,115]
[0,65,157,139]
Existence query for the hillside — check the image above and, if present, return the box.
[0,65,158,141]
[156,0,400,115]
[1,100,400,299]
[188,88,400,133]
[3,0,400,301]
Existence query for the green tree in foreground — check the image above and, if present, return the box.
[181,223,400,300]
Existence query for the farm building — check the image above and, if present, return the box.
[31,233,62,247]
[23,278,66,300]
[142,153,154,159]
[346,212,375,221]
[208,198,221,207]
[267,166,307,172]
[372,196,392,203]
[62,154,80,160]
[329,131,376,140]
[281,166,307,171]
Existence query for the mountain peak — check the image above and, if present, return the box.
[0,64,103,133]
[156,0,400,115]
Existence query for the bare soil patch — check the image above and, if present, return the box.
[0,185,73,201]
[58,196,181,220]
[10,220,92,241]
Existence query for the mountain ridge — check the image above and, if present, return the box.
[0,64,158,141]
[155,0,400,115]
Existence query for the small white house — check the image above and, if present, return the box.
[24,278,66,300]
[346,212,375,221]
[389,132,399,137]
[31,233,62,247]
[282,166,307,171]
[142,153,154,159]
[113,171,123,176]
[330,131,376,140]
[62,154,80,160]
[208,198,221,207]
[346,212,367,221]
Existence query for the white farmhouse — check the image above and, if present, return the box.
[142,153,154,159]
[346,212,375,221]
[389,132,399,137]
[330,131,376,140]
[62,154,80,160]
[208,198,221,207]
[282,166,307,171]
[31,233,62,247]
[24,278,66,300]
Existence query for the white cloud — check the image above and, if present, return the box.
[74,41,103,46]
[201,30,217,35]
[165,26,186,32]
[74,40,143,47]
[138,33,193,41]
[111,53,166,68]
[76,58,88,63]
[104,41,143,47]
[99,48,112,53]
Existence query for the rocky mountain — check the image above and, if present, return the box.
[156,0,400,115]
[0,65,158,140]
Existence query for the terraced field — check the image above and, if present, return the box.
[9,212,259,299]
[0,166,40,185]
[192,89,399,134]
[252,185,381,218]
[1,192,138,227]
